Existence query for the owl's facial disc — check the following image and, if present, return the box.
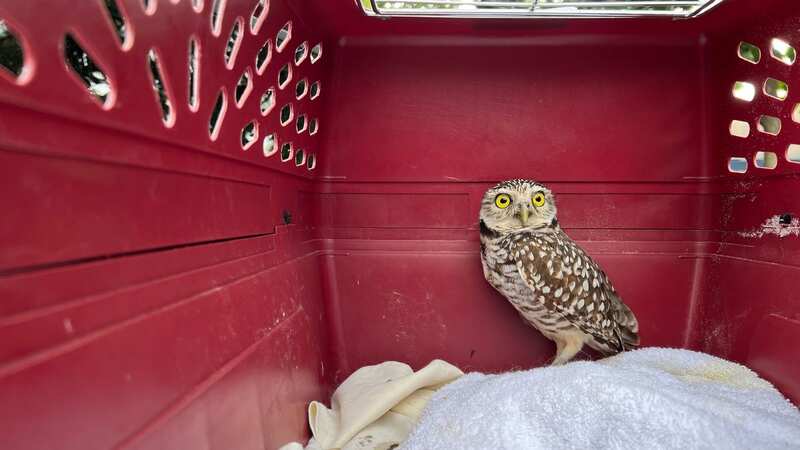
[480,180,557,234]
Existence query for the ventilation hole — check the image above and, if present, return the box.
[0,20,25,80]
[294,41,308,65]
[732,81,756,102]
[280,142,292,162]
[250,0,268,34]
[211,0,226,36]
[188,38,200,111]
[235,68,253,107]
[728,157,748,174]
[255,39,272,75]
[263,133,277,156]
[310,81,320,100]
[757,115,781,136]
[309,118,318,135]
[142,0,156,14]
[280,104,293,126]
[295,78,307,99]
[260,87,275,115]
[787,144,800,164]
[147,49,174,127]
[224,18,243,69]
[278,63,292,89]
[728,120,750,138]
[296,114,307,133]
[276,22,291,52]
[754,151,778,170]
[209,89,227,140]
[192,0,204,13]
[64,34,113,107]
[103,0,132,49]
[764,78,788,101]
[307,153,316,170]
[737,41,760,64]
[294,148,305,166]
[793,104,800,124]
[310,43,322,64]
[770,38,796,66]
[241,120,258,149]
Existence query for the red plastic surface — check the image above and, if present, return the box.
[0,1,331,449]
[1,0,800,448]
[698,6,800,400]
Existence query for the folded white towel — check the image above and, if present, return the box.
[285,359,463,450]
[401,348,800,450]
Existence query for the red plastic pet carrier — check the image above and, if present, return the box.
[0,0,798,448]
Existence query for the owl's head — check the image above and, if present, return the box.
[479,179,558,234]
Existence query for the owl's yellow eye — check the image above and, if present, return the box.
[532,192,546,207]
[495,194,512,209]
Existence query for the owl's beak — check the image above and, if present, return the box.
[517,207,529,226]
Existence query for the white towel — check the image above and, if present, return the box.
[401,348,800,450]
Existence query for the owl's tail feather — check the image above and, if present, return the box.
[589,331,636,356]
[615,326,640,351]
[613,301,640,351]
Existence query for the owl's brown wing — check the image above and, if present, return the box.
[508,231,639,354]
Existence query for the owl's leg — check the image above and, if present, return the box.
[551,338,565,364]
[550,333,584,366]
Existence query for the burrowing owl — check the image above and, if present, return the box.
[479,179,639,365]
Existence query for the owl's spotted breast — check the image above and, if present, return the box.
[481,231,575,337]
[482,227,639,361]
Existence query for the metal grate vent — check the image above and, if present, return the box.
[359,0,724,18]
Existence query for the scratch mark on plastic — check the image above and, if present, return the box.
[739,215,800,239]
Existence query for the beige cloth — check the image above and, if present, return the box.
[280,359,463,450]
